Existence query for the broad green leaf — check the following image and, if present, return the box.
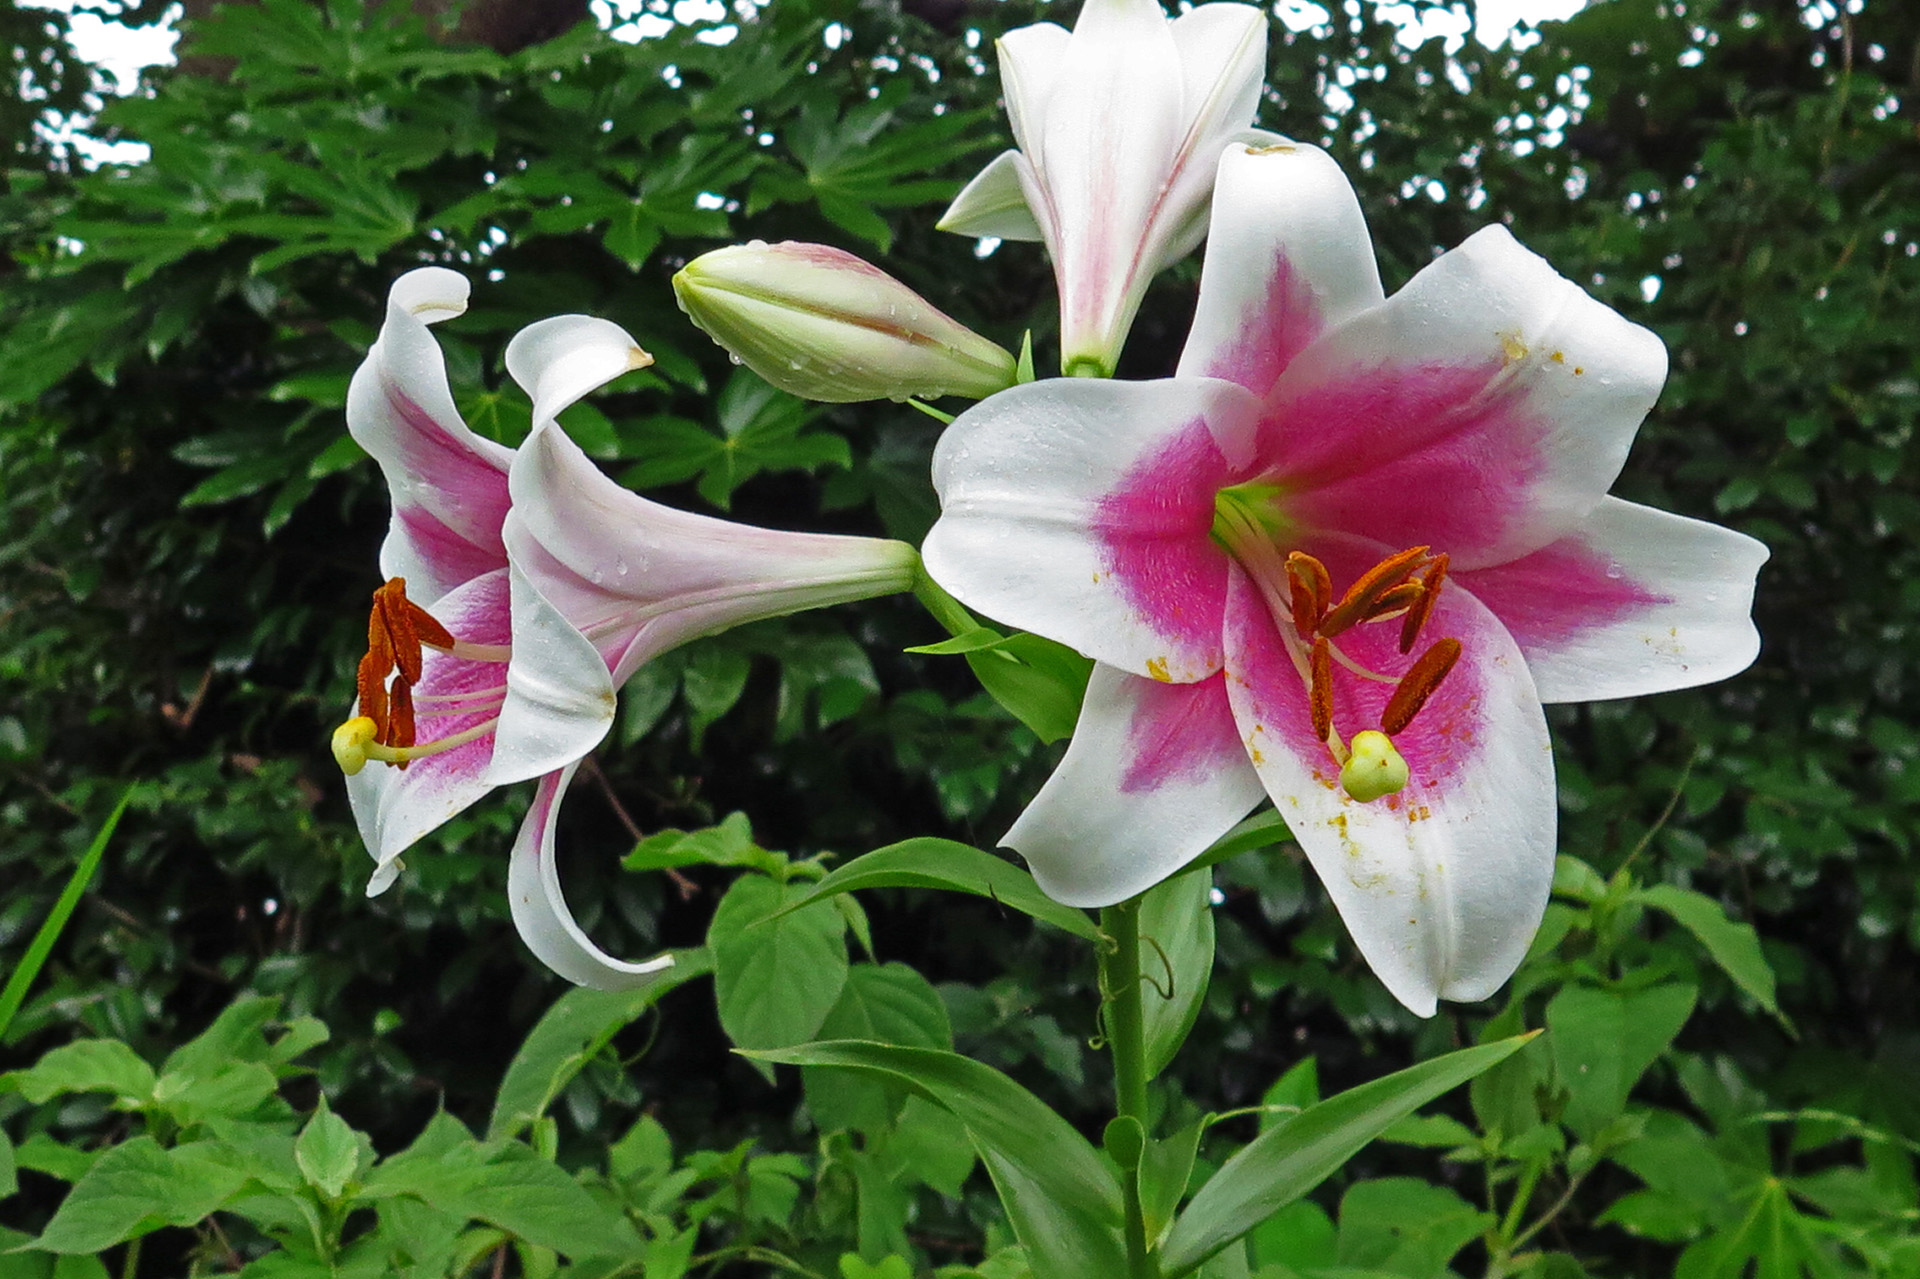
[368,1143,641,1259]
[4,1039,155,1107]
[748,1041,1126,1277]
[962,634,1092,744]
[1159,1035,1535,1277]
[1137,866,1216,1079]
[710,876,848,1053]
[1546,983,1697,1137]
[154,1060,281,1128]
[295,1098,361,1198]
[1334,1178,1493,1274]
[623,814,769,873]
[487,951,712,1141]
[803,963,952,1133]
[33,1138,247,1253]
[1636,885,1781,1017]
[771,838,1097,941]
[1187,810,1289,874]
[0,1128,15,1199]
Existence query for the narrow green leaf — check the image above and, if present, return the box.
[1159,1035,1536,1277]
[0,788,132,1038]
[1138,866,1216,1078]
[1139,1122,1203,1251]
[768,838,1097,941]
[487,951,712,1141]
[1636,885,1781,1018]
[746,1041,1126,1277]
[803,963,952,1134]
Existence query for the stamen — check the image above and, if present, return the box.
[1319,546,1430,637]
[388,679,416,769]
[1285,552,1331,639]
[1398,554,1449,654]
[1309,638,1335,744]
[1381,637,1462,735]
[1363,582,1422,623]
[355,651,390,740]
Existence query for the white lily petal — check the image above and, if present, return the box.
[346,267,514,605]
[939,149,1048,242]
[1147,126,1289,278]
[507,422,917,687]
[487,547,619,787]
[1264,224,1669,569]
[346,568,513,881]
[1177,142,1385,398]
[508,763,676,989]
[1222,562,1555,1016]
[1458,497,1769,703]
[1168,4,1268,168]
[504,315,651,430]
[995,21,1072,160]
[925,377,1264,683]
[1006,666,1265,907]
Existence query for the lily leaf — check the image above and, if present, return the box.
[745,1041,1127,1279]
[1159,1035,1537,1277]
[1138,866,1216,1079]
[765,838,1097,941]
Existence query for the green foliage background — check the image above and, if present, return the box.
[1,0,1916,1274]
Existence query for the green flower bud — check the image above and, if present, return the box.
[672,241,1018,403]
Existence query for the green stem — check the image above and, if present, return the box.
[911,563,977,638]
[1101,901,1157,1279]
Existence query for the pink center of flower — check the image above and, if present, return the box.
[331,577,511,775]
[1211,487,1462,801]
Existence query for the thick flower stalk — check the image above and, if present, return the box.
[333,268,918,987]
[672,240,1017,403]
[923,143,1767,1015]
[940,0,1276,377]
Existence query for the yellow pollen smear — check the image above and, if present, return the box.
[1500,333,1529,365]
[1340,730,1410,803]
[1146,657,1171,683]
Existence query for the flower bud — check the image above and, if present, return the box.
[672,241,1018,403]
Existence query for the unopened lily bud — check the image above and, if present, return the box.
[1340,730,1410,803]
[673,241,1018,403]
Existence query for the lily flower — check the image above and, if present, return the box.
[334,268,919,987]
[922,143,1767,1015]
[939,0,1277,377]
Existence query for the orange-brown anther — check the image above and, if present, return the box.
[1319,545,1431,637]
[1310,637,1335,743]
[387,679,415,770]
[1398,554,1450,655]
[1381,637,1462,735]
[354,577,457,753]
[1363,582,1423,622]
[1285,552,1331,639]
[356,651,390,741]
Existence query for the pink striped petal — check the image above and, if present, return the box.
[505,422,917,688]
[1258,225,1668,569]
[1176,142,1385,400]
[925,377,1264,684]
[347,568,513,884]
[1457,497,1768,703]
[1004,665,1266,907]
[1221,551,1554,1017]
[508,763,676,989]
[346,268,513,604]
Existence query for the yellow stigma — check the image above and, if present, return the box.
[1340,730,1410,803]
[332,716,377,776]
